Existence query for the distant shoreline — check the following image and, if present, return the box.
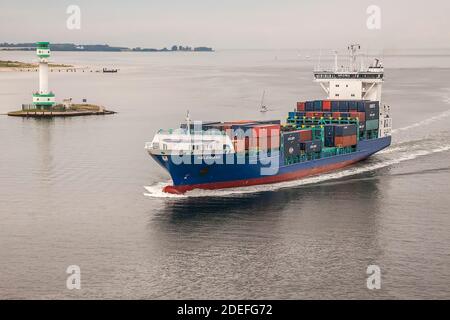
[0,60,87,73]
[0,43,214,53]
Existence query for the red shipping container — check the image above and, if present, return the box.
[297,102,305,111]
[298,129,312,142]
[233,139,246,152]
[358,112,366,122]
[256,135,280,150]
[251,124,281,137]
[349,112,366,121]
[251,124,281,150]
[332,112,341,118]
[313,112,324,118]
[334,135,357,147]
[322,100,331,111]
[306,112,315,118]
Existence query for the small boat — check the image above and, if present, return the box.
[260,90,268,113]
[102,68,118,73]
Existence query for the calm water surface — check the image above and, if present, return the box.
[0,50,449,299]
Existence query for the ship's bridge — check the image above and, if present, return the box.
[314,71,383,80]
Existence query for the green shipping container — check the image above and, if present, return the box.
[365,119,379,131]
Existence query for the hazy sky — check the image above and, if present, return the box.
[1,0,449,49]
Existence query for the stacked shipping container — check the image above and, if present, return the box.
[282,127,320,158]
[325,124,358,147]
[295,99,380,135]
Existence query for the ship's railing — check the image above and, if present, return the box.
[314,72,383,80]
[314,65,383,74]
[157,128,226,136]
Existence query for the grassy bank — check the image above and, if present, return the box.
[0,60,73,68]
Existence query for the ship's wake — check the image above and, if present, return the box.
[391,108,450,134]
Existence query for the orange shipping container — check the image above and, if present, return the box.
[298,129,312,142]
[251,124,281,137]
[358,112,366,122]
[332,112,341,119]
[253,125,280,149]
[233,137,250,152]
[349,112,366,121]
[334,135,357,147]
[323,100,331,111]
[313,112,324,118]
[256,135,280,150]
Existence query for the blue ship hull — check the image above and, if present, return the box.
[152,136,391,194]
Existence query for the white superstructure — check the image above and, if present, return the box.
[146,115,235,156]
[314,44,391,137]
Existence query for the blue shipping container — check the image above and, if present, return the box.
[324,136,334,147]
[334,124,357,136]
[283,131,301,157]
[365,101,380,120]
[324,125,335,137]
[313,100,323,111]
[301,139,322,153]
[357,101,366,112]
[331,101,339,112]
[305,101,314,111]
[338,101,349,112]
[348,101,357,111]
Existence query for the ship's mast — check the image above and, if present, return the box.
[348,43,360,71]
[186,110,191,137]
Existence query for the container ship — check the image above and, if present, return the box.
[146,45,392,194]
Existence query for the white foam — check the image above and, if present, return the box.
[391,109,450,134]
[143,143,450,198]
[144,183,188,198]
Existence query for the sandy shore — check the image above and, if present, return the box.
[0,66,92,72]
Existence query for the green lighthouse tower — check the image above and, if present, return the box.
[32,42,56,109]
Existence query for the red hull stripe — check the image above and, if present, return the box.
[163,158,363,194]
